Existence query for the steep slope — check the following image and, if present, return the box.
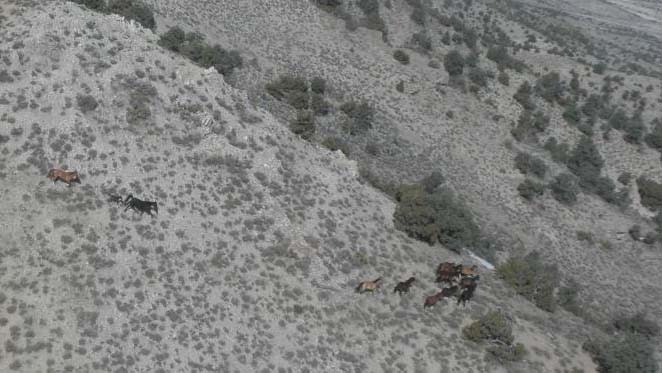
[0,2,600,372]
[140,0,662,328]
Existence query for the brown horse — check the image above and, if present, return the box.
[356,277,381,293]
[393,277,415,294]
[47,168,81,186]
[424,286,458,308]
[436,262,462,284]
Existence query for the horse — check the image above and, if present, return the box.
[460,264,479,278]
[356,277,381,293]
[124,194,158,216]
[457,281,478,306]
[424,285,458,308]
[436,262,462,284]
[393,277,415,294]
[47,168,81,186]
[459,276,480,290]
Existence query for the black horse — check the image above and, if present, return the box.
[394,277,416,294]
[124,194,158,216]
[457,281,477,306]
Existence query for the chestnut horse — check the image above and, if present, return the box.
[424,285,458,308]
[460,264,479,278]
[47,168,81,186]
[356,277,381,293]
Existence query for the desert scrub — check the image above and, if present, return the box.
[158,27,242,75]
[535,72,564,104]
[497,251,559,312]
[393,183,481,252]
[393,50,410,65]
[71,0,106,11]
[463,310,526,363]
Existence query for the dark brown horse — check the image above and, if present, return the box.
[459,276,480,290]
[436,262,462,284]
[47,168,81,186]
[424,286,458,308]
[356,277,381,293]
[393,277,415,294]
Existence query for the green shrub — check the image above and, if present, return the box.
[412,32,432,51]
[617,172,632,185]
[562,101,580,125]
[310,77,326,94]
[544,137,570,164]
[107,0,155,30]
[557,278,581,315]
[72,0,106,11]
[468,67,490,88]
[637,177,662,211]
[535,72,564,103]
[584,334,657,373]
[511,110,548,142]
[612,313,660,339]
[592,62,607,75]
[486,45,525,72]
[321,136,349,155]
[567,136,603,187]
[513,81,535,110]
[622,113,645,144]
[497,251,559,311]
[420,171,444,193]
[463,311,514,345]
[517,179,544,200]
[514,152,547,178]
[340,101,374,135]
[311,93,331,116]
[550,173,579,205]
[394,185,481,252]
[393,50,410,65]
[644,119,662,152]
[158,27,186,52]
[463,311,526,363]
[444,50,465,77]
[497,71,510,86]
[290,110,315,140]
[158,27,242,75]
[76,94,98,113]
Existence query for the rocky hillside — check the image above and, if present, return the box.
[0,0,660,371]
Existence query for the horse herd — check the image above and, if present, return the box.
[355,262,480,308]
[47,168,158,216]
[47,168,481,308]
